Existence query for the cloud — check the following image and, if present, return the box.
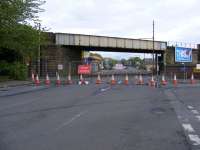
[39,0,200,58]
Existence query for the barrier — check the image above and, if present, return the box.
[137,74,144,85]
[56,73,61,86]
[45,74,50,86]
[96,74,101,84]
[149,75,155,87]
[111,75,116,85]
[124,74,129,85]
[161,75,167,86]
[66,74,73,84]
[173,74,177,86]
[35,74,40,86]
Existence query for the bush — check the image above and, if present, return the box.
[0,61,11,76]
[0,61,28,80]
[9,62,28,80]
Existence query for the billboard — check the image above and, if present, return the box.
[175,47,192,62]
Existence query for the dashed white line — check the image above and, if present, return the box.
[188,134,200,145]
[191,110,199,115]
[182,124,195,133]
[188,106,194,109]
[55,111,87,131]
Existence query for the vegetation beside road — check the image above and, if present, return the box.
[0,0,46,80]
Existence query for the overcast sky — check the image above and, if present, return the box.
[39,0,200,59]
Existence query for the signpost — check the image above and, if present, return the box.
[57,64,63,70]
[175,47,192,82]
[78,65,91,74]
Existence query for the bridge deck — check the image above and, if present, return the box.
[55,33,167,51]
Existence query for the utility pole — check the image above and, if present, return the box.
[152,20,155,76]
[153,20,159,87]
[38,23,41,76]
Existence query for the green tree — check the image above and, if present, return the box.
[0,0,46,80]
[128,57,142,66]
[103,58,118,70]
[120,58,127,66]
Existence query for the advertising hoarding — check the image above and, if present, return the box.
[175,47,192,62]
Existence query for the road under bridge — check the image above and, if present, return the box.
[38,32,167,76]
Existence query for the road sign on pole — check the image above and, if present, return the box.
[78,65,91,74]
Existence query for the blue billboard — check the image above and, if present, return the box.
[175,47,192,62]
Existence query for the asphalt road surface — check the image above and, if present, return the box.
[0,82,199,150]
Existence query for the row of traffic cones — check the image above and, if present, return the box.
[148,75,167,87]
[172,73,196,86]
[32,72,197,86]
[148,73,196,87]
[32,72,73,86]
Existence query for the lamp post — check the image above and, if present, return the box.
[153,20,155,75]
[37,22,41,77]
[153,20,159,87]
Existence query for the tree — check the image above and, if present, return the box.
[0,0,46,79]
[103,58,118,70]
[0,0,46,60]
[120,58,127,66]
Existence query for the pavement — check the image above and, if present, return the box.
[0,80,33,88]
[0,80,197,150]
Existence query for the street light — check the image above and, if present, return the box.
[37,22,41,77]
[153,20,159,87]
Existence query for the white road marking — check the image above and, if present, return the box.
[195,116,200,121]
[55,111,87,131]
[182,124,195,133]
[188,134,200,145]
[100,87,110,92]
[191,110,199,115]
[188,106,194,109]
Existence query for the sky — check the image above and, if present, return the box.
[39,0,200,59]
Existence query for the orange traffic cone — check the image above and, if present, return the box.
[96,73,101,84]
[79,74,85,85]
[45,74,50,86]
[31,72,35,82]
[35,74,40,86]
[173,74,177,86]
[134,75,139,84]
[161,75,167,86]
[138,74,144,85]
[66,74,73,84]
[56,73,61,86]
[111,75,116,85]
[190,73,196,84]
[149,75,155,87]
[124,74,129,85]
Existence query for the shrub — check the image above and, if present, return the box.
[0,61,11,76]
[0,61,28,80]
[9,62,28,80]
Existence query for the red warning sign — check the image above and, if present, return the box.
[78,65,91,74]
